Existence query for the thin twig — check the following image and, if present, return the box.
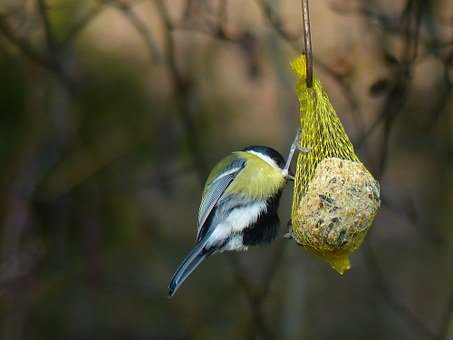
[61,1,113,48]
[438,287,453,340]
[0,14,52,69]
[301,0,313,87]
[364,243,438,339]
[36,0,57,54]
[0,11,75,92]
[111,1,162,63]
[153,0,209,180]
[152,2,285,336]
[254,0,363,119]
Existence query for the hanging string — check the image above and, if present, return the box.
[301,0,313,88]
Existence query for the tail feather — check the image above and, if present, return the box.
[168,241,213,297]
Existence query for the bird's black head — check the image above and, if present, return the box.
[242,145,285,169]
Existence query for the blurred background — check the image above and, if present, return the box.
[0,0,452,339]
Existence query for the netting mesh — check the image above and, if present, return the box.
[290,54,359,206]
[290,55,379,274]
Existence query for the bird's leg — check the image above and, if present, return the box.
[283,128,310,179]
[283,129,310,239]
[284,219,293,239]
[283,130,299,175]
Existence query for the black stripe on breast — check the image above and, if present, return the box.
[242,191,282,246]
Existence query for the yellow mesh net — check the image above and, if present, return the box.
[290,54,359,204]
[290,54,379,274]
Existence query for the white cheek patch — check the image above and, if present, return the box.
[247,150,280,169]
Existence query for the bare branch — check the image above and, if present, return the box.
[438,289,453,340]
[364,243,438,339]
[111,0,162,63]
[36,0,56,54]
[254,0,298,50]
[0,10,75,91]
[0,13,52,69]
[61,1,112,48]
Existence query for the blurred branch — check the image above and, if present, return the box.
[438,289,453,340]
[111,0,162,63]
[153,0,209,180]
[351,0,422,176]
[0,0,116,92]
[254,0,298,50]
[36,0,57,54]
[424,52,453,132]
[41,129,147,199]
[329,1,425,41]
[0,13,52,69]
[175,284,237,339]
[339,2,450,340]
[61,0,113,48]
[254,0,364,124]
[380,194,443,245]
[152,1,287,336]
[364,243,438,339]
[0,11,75,91]
[235,242,288,340]
[1,1,451,338]
[375,1,422,177]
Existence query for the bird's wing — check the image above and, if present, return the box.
[196,156,246,241]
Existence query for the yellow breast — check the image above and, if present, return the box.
[226,151,286,199]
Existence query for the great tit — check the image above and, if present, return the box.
[168,134,303,297]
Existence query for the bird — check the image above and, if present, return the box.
[168,139,303,297]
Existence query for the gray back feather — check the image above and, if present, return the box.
[196,158,245,241]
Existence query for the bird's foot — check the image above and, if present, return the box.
[283,128,310,176]
[298,146,311,153]
[284,220,294,239]
[283,231,293,239]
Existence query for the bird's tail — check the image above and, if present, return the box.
[168,240,213,297]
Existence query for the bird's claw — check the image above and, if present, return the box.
[283,128,310,175]
[284,220,294,239]
[294,128,310,154]
[298,146,311,153]
[284,231,293,239]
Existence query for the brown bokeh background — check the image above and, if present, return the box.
[0,0,452,339]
